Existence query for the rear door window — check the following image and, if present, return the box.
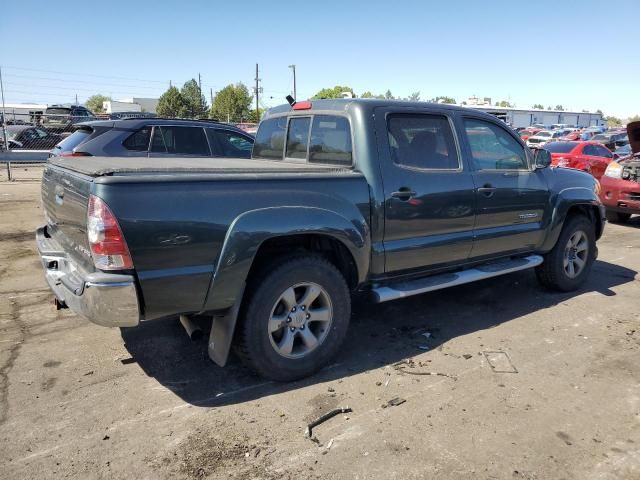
[309,116,352,165]
[123,127,152,151]
[208,129,253,158]
[150,126,210,156]
[285,117,311,159]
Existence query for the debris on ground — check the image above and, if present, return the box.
[463,354,473,360]
[305,407,353,438]
[392,360,457,380]
[382,397,406,408]
[484,351,518,373]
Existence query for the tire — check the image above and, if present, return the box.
[234,255,351,381]
[605,210,631,224]
[536,214,596,292]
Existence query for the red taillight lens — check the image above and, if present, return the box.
[293,101,312,110]
[87,195,133,270]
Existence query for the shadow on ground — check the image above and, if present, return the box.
[121,259,636,407]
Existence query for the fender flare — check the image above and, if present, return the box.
[540,186,603,252]
[203,206,370,366]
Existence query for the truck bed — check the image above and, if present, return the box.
[50,156,353,177]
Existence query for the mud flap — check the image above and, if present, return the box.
[207,285,245,367]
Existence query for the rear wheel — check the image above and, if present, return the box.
[234,255,351,381]
[536,215,596,292]
[605,210,631,224]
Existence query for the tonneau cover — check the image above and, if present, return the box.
[50,156,352,177]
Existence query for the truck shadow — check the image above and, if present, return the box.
[120,259,636,407]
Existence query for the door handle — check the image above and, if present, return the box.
[477,185,496,197]
[391,188,417,201]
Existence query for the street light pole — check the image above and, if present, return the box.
[288,64,296,101]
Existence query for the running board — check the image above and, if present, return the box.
[373,255,544,303]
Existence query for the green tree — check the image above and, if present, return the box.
[85,94,111,114]
[180,79,208,118]
[431,96,456,104]
[384,90,395,100]
[211,83,253,122]
[596,109,603,115]
[245,108,265,123]
[628,115,640,123]
[547,106,552,110]
[532,103,544,109]
[156,86,186,118]
[496,100,512,107]
[360,91,384,99]
[405,91,421,102]
[555,105,564,111]
[312,86,356,99]
[606,116,622,127]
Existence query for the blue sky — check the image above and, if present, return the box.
[3,0,639,117]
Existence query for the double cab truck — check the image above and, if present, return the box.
[37,99,605,381]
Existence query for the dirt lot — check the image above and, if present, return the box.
[1,179,640,480]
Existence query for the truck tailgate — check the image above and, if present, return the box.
[41,164,95,272]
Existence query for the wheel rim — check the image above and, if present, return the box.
[267,282,333,359]
[563,230,589,279]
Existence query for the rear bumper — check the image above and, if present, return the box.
[36,225,140,327]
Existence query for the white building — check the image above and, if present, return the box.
[465,105,604,128]
[1,103,47,123]
[103,97,159,114]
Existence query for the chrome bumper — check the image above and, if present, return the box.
[36,226,140,327]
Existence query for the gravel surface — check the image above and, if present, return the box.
[1,181,639,479]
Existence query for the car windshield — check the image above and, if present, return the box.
[45,108,70,115]
[544,142,577,153]
[591,134,609,141]
[537,131,552,137]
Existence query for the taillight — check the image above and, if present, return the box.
[293,101,312,110]
[557,157,570,167]
[87,195,133,270]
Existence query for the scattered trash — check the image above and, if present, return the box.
[305,407,353,438]
[327,387,335,393]
[375,381,382,386]
[102,435,110,441]
[326,439,334,450]
[484,351,518,373]
[384,378,390,387]
[463,354,473,360]
[83,370,94,376]
[382,397,406,408]
[392,360,457,380]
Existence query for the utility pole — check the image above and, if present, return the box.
[288,64,296,101]
[254,63,262,122]
[210,88,214,109]
[0,66,8,152]
[198,73,203,112]
[75,94,78,106]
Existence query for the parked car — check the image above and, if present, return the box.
[614,143,632,158]
[519,128,540,141]
[599,122,640,223]
[526,129,565,147]
[2,125,62,150]
[49,118,254,158]
[37,99,605,381]
[591,132,628,151]
[107,111,157,120]
[41,105,96,131]
[544,141,615,179]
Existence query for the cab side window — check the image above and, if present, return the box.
[464,118,528,170]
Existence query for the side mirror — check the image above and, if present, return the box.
[533,148,551,169]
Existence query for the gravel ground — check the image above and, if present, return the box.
[1,181,639,480]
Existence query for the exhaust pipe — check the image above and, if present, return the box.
[179,315,203,340]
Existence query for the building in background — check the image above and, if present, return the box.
[103,97,159,114]
[465,105,604,128]
[0,103,47,124]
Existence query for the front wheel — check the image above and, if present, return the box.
[234,255,351,381]
[536,215,596,292]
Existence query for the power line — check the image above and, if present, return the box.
[3,65,170,85]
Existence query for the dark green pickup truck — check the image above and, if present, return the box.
[37,99,605,381]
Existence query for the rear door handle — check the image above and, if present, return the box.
[391,188,417,201]
[477,185,496,197]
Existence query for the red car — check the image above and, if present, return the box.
[599,122,640,223]
[545,141,615,180]
[519,128,540,142]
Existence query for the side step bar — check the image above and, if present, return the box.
[372,255,544,303]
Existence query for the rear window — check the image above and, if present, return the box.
[123,127,151,151]
[253,117,287,159]
[309,116,352,165]
[53,129,92,152]
[253,114,353,165]
[543,142,577,153]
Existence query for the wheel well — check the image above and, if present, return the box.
[565,204,603,239]
[248,234,359,290]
